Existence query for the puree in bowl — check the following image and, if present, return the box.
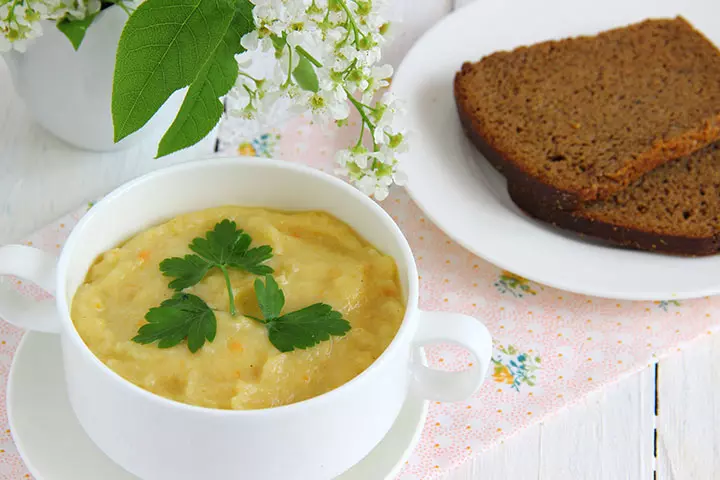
[71,207,404,410]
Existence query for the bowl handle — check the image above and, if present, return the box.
[0,245,61,333]
[410,310,492,402]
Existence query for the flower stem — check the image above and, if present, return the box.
[114,1,133,16]
[342,59,358,79]
[219,266,237,316]
[346,89,378,151]
[283,44,293,88]
[336,0,361,44]
[338,25,352,47]
[7,0,20,22]
[296,45,323,67]
[346,90,376,131]
[355,119,365,148]
[238,70,261,84]
[242,84,257,111]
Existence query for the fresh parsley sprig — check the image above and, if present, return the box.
[247,276,351,353]
[132,220,352,354]
[132,293,217,353]
[160,220,273,316]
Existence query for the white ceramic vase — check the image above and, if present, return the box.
[3,6,182,152]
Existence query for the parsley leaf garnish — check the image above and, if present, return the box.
[135,220,349,355]
[248,275,351,352]
[132,293,217,353]
[160,220,274,316]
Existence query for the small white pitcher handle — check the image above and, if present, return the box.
[0,245,61,333]
[411,310,492,402]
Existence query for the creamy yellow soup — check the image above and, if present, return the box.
[71,207,404,410]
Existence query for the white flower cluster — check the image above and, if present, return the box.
[0,0,101,52]
[231,0,407,200]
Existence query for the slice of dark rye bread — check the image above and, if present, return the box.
[454,16,720,210]
[510,143,720,256]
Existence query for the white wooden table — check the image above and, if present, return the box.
[0,1,715,479]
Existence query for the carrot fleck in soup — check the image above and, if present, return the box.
[71,207,404,410]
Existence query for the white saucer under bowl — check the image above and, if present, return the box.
[7,332,428,480]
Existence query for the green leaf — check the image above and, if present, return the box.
[133,293,216,353]
[231,246,274,275]
[156,1,255,157]
[112,0,235,142]
[270,34,287,50]
[254,275,285,320]
[160,220,274,313]
[56,12,99,50]
[160,255,211,290]
[190,220,251,265]
[293,53,319,93]
[250,277,351,352]
[267,304,351,353]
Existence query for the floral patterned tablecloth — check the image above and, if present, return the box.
[1,115,720,480]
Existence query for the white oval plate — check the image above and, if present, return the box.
[392,0,720,301]
[8,332,428,480]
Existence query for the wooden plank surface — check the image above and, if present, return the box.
[657,335,720,480]
[538,367,655,480]
[453,368,655,479]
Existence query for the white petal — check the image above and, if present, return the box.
[236,52,253,69]
[372,64,393,79]
[373,187,389,201]
[268,23,287,36]
[336,149,352,166]
[329,100,350,120]
[339,45,357,61]
[357,176,376,195]
[318,77,334,92]
[379,175,393,187]
[393,170,408,186]
[333,85,348,102]
[287,31,304,48]
[230,87,251,109]
[30,21,42,36]
[373,127,386,145]
[14,5,26,22]
[327,27,345,42]
[241,31,259,51]
[354,154,368,169]
[311,111,328,125]
[328,10,344,23]
[259,36,274,53]
[289,103,309,115]
[380,91,396,105]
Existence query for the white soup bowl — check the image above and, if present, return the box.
[0,157,492,480]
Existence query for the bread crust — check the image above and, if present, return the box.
[453,16,720,205]
[456,94,720,256]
